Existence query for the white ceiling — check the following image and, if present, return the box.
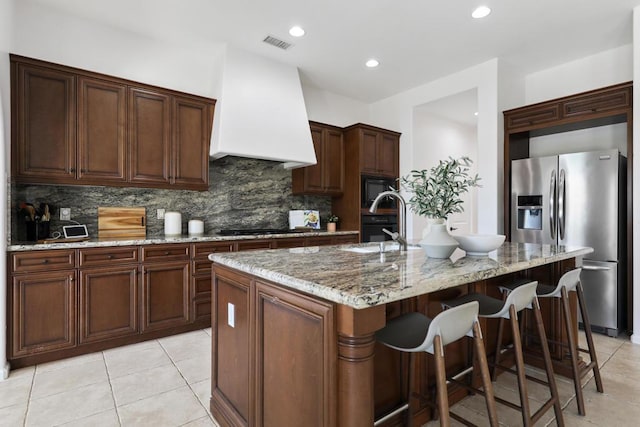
[29,0,639,103]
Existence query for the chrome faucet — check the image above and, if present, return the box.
[369,190,408,252]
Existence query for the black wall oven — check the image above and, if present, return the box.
[361,176,398,209]
[361,215,398,242]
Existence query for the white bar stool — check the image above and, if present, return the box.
[375,301,498,427]
[499,268,604,415]
[442,281,564,427]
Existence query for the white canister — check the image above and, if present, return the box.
[164,212,182,236]
[188,219,204,235]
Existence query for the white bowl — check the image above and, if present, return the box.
[452,234,505,256]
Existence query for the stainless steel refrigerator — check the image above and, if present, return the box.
[511,149,626,336]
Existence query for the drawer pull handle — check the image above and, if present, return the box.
[108,255,114,259]
[42,259,49,264]
[165,251,170,255]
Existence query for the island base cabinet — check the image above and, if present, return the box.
[211,266,336,427]
[11,271,77,357]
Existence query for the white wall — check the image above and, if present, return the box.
[411,112,477,239]
[526,44,633,104]
[369,59,501,238]
[12,1,223,98]
[0,0,14,381]
[530,123,628,157]
[301,84,370,126]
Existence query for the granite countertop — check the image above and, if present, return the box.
[7,230,359,252]
[209,242,593,309]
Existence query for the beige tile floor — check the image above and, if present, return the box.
[0,328,637,426]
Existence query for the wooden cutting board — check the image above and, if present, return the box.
[98,207,146,239]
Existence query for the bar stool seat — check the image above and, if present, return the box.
[443,281,565,427]
[499,268,604,416]
[375,301,498,427]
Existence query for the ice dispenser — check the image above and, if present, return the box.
[516,195,543,230]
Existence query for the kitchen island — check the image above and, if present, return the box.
[209,242,592,427]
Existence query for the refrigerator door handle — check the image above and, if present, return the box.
[582,265,612,271]
[558,168,566,240]
[549,170,556,240]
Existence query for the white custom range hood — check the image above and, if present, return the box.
[210,47,317,169]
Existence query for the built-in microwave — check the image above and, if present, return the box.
[361,176,398,209]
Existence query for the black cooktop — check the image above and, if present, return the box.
[218,228,296,236]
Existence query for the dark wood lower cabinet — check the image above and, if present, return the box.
[7,234,358,368]
[141,261,190,331]
[79,265,138,343]
[11,271,77,357]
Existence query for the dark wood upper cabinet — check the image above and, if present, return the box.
[172,95,212,189]
[292,121,344,195]
[12,62,76,181]
[10,55,215,190]
[78,77,127,183]
[352,124,399,177]
[129,88,172,186]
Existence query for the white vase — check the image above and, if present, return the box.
[419,218,459,259]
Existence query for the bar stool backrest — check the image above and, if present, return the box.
[498,281,538,319]
[422,301,479,354]
[550,268,582,296]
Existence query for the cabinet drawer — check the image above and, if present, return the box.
[193,258,215,275]
[562,86,631,118]
[11,250,76,273]
[141,244,190,262]
[271,238,306,249]
[505,104,560,130]
[192,241,234,259]
[236,240,273,252]
[79,246,139,267]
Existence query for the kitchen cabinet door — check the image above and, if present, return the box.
[11,271,77,357]
[129,87,172,186]
[377,132,399,178]
[77,77,127,183]
[12,62,76,182]
[292,122,344,195]
[172,96,212,190]
[79,265,138,343]
[359,129,380,176]
[254,280,335,426]
[141,260,190,331]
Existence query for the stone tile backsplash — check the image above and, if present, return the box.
[11,156,332,242]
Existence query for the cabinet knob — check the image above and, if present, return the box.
[69,276,74,282]
[69,168,76,173]
[42,259,49,264]
[164,251,170,255]
[108,255,114,259]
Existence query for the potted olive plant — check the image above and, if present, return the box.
[401,156,480,258]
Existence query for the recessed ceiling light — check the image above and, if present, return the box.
[472,6,491,19]
[365,59,379,68]
[474,112,479,116]
[289,26,305,37]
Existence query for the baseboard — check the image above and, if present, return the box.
[1,362,9,380]
[631,333,640,345]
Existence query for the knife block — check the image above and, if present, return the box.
[25,221,50,241]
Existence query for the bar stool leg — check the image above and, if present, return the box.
[561,287,586,415]
[532,297,565,427]
[509,306,533,426]
[472,321,499,427]
[492,318,505,381]
[433,335,451,427]
[577,282,604,393]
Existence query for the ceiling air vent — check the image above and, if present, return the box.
[263,35,292,50]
